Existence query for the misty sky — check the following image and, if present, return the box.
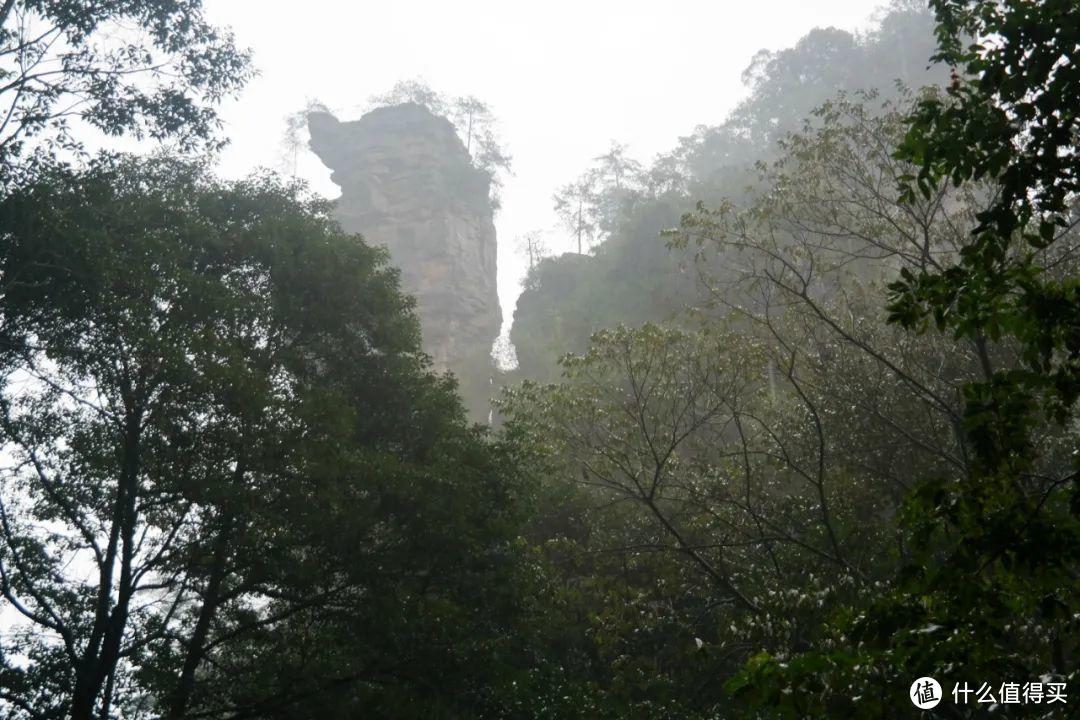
[204,0,885,334]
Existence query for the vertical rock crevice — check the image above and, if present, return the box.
[308,103,501,422]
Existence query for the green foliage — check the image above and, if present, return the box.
[719,1,1080,715]
[0,1,252,177]
[509,197,695,382]
[511,2,949,383]
[0,155,531,720]
[368,79,512,207]
[4,2,1076,717]
[501,308,929,716]
[551,142,646,256]
[891,0,1080,422]
[511,71,1078,716]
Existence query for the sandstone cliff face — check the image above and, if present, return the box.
[308,103,500,422]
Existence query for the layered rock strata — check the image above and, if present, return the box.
[308,103,500,422]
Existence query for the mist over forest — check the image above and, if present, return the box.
[0,1,1077,718]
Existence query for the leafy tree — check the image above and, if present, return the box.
[505,94,1008,709]
[880,0,1080,705]
[589,142,644,240]
[451,95,513,207]
[448,94,507,167]
[516,230,550,274]
[0,0,251,177]
[366,79,512,206]
[591,142,642,193]
[512,2,948,382]
[686,1,1080,714]
[280,98,330,177]
[510,197,692,383]
[508,84,1077,717]
[501,316,913,717]
[863,0,939,84]
[369,78,450,117]
[736,27,863,147]
[893,0,1080,423]
[0,155,530,720]
[551,143,644,256]
[552,173,599,255]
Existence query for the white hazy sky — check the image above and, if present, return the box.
[203,0,885,332]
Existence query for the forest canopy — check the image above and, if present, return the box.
[0,0,1077,719]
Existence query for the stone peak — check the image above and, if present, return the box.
[303,100,500,422]
[308,103,467,164]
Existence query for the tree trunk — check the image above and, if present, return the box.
[164,515,234,720]
[70,412,143,720]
